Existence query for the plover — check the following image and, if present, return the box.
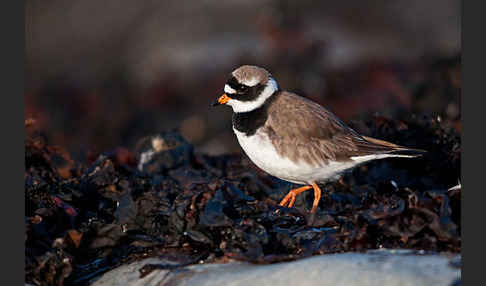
[212,65,425,213]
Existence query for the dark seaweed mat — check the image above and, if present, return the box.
[25,115,460,285]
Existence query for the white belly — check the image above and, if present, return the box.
[233,128,364,184]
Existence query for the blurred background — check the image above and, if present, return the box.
[25,0,461,161]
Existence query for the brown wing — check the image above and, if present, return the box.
[264,91,423,166]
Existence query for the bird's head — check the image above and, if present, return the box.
[212,65,279,112]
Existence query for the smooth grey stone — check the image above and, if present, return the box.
[92,249,460,286]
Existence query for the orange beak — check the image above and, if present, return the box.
[212,94,231,106]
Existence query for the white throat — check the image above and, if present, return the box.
[227,77,278,113]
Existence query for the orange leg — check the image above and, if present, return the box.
[278,183,323,213]
[279,185,312,208]
[311,182,322,214]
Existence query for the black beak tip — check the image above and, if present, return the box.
[211,100,220,107]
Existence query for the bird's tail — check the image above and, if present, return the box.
[360,136,427,158]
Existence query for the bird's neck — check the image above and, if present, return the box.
[232,91,279,136]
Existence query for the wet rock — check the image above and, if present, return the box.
[199,190,232,228]
[25,112,461,285]
[89,224,125,249]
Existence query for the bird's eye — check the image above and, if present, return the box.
[239,85,248,91]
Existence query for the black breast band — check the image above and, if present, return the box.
[232,91,279,136]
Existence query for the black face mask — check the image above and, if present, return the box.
[225,76,266,102]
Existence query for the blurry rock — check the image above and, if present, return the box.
[180,115,206,143]
[134,132,193,174]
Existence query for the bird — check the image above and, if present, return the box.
[212,65,425,214]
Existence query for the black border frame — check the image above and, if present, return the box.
[3,0,25,284]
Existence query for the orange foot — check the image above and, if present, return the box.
[279,182,322,213]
